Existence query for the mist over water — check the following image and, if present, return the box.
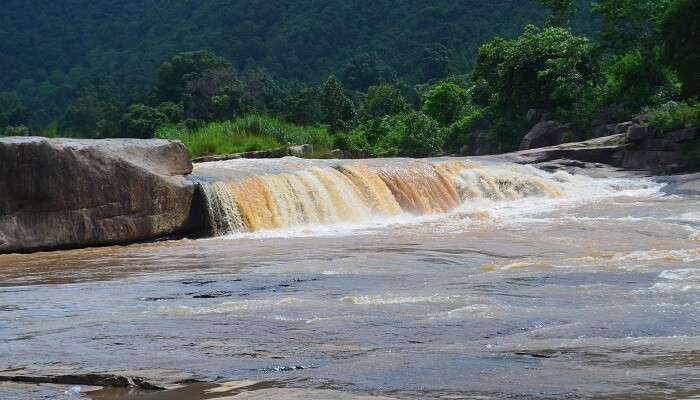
[1,158,699,399]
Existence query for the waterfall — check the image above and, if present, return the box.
[197,160,564,235]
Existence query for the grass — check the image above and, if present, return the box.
[156,114,333,158]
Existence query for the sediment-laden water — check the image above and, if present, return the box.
[1,157,699,399]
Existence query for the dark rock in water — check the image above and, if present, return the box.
[670,128,699,143]
[0,372,164,390]
[0,137,196,254]
[519,121,570,150]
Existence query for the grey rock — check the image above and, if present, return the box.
[592,123,617,138]
[0,137,196,254]
[519,121,570,150]
[632,112,655,125]
[526,109,548,124]
[328,149,345,159]
[626,125,651,142]
[288,144,313,157]
[615,121,634,134]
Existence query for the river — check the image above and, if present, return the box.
[1,158,699,399]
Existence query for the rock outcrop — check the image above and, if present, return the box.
[0,137,197,254]
[519,121,571,150]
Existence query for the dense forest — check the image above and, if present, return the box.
[1,0,698,158]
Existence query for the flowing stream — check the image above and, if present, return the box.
[1,157,699,399]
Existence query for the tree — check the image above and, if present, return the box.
[120,104,167,138]
[341,53,396,91]
[285,86,323,125]
[183,68,239,121]
[0,91,30,128]
[537,0,576,27]
[473,25,597,118]
[156,51,232,102]
[420,44,451,81]
[383,111,444,157]
[361,84,410,120]
[422,82,470,126]
[62,94,121,137]
[592,0,672,53]
[471,25,597,150]
[661,0,700,97]
[320,75,355,132]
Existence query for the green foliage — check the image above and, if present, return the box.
[3,0,599,126]
[62,94,121,138]
[361,84,410,120]
[284,86,323,125]
[157,102,184,123]
[157,114,332,157]
[661,0,700,97]
[538,0,576,27]
[320,76,355,133]
[592,0,671,53]
[472,25,597,149]
[0,91,30,128]
[120,104,167,139]
[341,53,396,91]
[599,50,679,111]
[651,101,700,133]
[422,82,470,126]
[444,109,484,153]
[380,112,444,157]
[420,44,451,82]
[183,68,239,121]
[2,125,30,137]
[156,51,232,103]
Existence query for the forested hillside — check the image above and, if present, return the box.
[1,0,595,124]
[1,0,697,161]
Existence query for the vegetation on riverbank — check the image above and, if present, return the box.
[1,0,698,160]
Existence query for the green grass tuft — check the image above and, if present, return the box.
[156,114,333,158]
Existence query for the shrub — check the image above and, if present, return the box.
[422,82,470,126]
[651,101,700,133]
[380,112,444,157]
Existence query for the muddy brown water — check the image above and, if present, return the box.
[1,159,699,399]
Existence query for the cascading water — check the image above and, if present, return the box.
[195,159,566,235]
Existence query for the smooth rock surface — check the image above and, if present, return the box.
[0,137,195,253]
[519,121,570,150]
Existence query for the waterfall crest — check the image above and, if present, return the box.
[198,160,563,235]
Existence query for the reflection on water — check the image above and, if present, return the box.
[0,159,699,399]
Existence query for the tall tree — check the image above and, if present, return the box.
[661,0,700,97]
[320,76,355,133]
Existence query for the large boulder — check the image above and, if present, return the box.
[0,137,196,253]
[519,121,570,150]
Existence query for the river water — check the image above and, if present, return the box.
[1,158,699,399]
